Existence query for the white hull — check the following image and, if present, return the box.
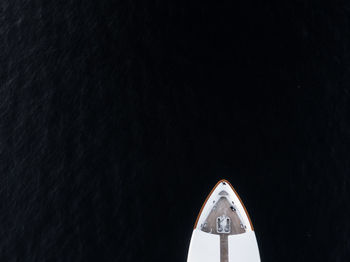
[187,180,260,262]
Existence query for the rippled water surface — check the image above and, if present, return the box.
[1,1,349,261]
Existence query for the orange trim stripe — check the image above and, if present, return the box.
[193,179,254,231]
[193,179,224,229]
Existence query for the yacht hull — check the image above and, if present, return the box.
[187,180,260,262]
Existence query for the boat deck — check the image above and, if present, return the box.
[201,196,246,235]
[200,194,246,262]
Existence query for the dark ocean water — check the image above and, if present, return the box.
[1,1,350,261]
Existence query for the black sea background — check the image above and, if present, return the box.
[1,1,350,261]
